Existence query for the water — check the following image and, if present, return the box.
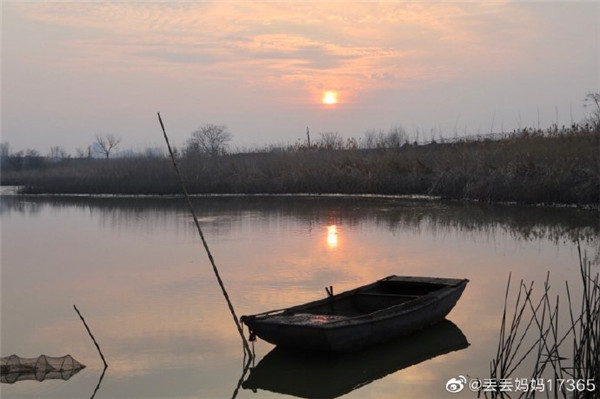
[1,195,598,398]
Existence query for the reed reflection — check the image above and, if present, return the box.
[1,195,596,246]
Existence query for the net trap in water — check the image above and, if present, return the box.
[1,354,85,384]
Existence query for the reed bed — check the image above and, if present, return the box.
[484,244,599,398]
[2,125,598,206]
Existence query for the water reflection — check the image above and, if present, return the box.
[89,366,106,399]
[231,356,253,399]
[242,320,468,398]
[1,194,598,398]
[326,225,339,249]
[1,195,596,246]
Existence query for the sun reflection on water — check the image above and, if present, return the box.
[327,225,339,249]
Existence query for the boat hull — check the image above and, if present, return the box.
[241,275,468,352]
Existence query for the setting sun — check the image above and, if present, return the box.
[322,91,338,105]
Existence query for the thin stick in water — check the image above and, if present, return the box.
[73,304,108,369]
[157,112,252,358]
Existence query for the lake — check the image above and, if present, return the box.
[1,194,598,398]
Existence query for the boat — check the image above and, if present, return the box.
[240,275,468,352]
[242,319,469,398]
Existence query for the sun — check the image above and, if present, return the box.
[322,91,338,105]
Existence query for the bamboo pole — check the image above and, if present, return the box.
[157,112,252,358]
[73,304,108,369]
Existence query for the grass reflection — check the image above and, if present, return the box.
[1,195,596,246]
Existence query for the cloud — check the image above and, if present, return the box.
[10,1,540,100]
[5,0,595,151]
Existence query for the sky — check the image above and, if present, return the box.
[1,1,599,155]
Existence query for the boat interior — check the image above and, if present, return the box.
[288,280,447,318]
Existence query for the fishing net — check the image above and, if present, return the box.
[0,354,85,384]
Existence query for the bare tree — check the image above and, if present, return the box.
[25,149,40,157]
[49,146,69,160]
[7,150,24,170]
[318,131,344,150]
[24,149,44,168]
[362,125,408,149]
[75,147,86,158]
[363,128,383,149]
[186,124,232,156]
[94,134,121,159]
[386,125,408,148]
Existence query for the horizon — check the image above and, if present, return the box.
[2,1,598,155]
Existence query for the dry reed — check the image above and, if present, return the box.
[484,243,599,398]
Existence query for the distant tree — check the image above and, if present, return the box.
[186,124,232,156]
[318,131,344,150]
[75,147,86,158]
[363,128,384,149]
[9,150,24,170]
[6,150,24,170]
[75,146,93,159]
[362,125,408,149]
[346,137,359,150]
[24,149,44,169]
[49,146,69,160]
[94,134,121,159]
[25,149,40,157]
[0,142,9,159]
[584,91,600,131]
[385,125,408,148]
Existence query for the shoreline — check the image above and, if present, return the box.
[3,127,598,208]
[2,186,597,211]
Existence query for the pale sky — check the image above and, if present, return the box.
[2,1,599,154]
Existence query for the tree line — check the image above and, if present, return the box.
[3,92,599,166]
[1,133,122,167]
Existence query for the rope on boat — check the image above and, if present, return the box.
[157,112,252,359]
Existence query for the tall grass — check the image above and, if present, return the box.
[485,244,599,398]
[2,125,598,206]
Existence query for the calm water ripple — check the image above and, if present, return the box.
[1,195,598,398]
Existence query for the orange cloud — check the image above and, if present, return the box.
[11,1,537,105]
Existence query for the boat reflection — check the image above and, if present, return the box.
[242,319,468,398]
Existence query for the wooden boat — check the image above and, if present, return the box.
[243,319,469,398]
[240,275,468,352]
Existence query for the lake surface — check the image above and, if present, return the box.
[1,194,598,399]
